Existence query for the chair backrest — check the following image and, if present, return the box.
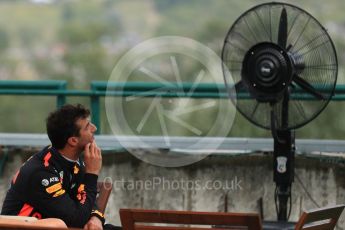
[96,181,113,213]
[119,209,262,230]
[295,204,345,230]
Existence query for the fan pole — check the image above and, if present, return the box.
[274,129,295,221]
[273,92,295,221]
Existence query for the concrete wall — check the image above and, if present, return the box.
[1,149,345,228]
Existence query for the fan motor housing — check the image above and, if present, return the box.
[242,42,293,103]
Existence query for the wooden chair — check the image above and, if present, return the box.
[96,181,113,213]
[119,209,262,230]
[0,216,70,229]
[295,204,345,230]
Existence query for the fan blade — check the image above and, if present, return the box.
[293,74,325,100]
[278,8,288,49]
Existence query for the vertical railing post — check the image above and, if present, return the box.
[57,81,67,108]
[91,82,101,134]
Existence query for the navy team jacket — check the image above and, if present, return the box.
[1,146,103,228]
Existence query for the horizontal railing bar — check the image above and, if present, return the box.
[0,80,66,89]
[94,82,343,100]
[1,133,345,155]
[0,89,343,101]
[92,81,343,92]
[0,89,94,96]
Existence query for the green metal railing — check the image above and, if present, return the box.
[0,80,67,107]
[1,80,345,134]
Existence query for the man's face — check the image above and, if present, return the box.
[75,117,97,150]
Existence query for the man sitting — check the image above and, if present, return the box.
[1,104,120,230]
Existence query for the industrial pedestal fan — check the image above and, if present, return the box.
[222,2,337,221]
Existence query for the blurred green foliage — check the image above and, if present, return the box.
[0,0,344,140]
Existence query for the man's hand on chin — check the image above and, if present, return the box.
[84,141,102,175]
[83,216,103,230]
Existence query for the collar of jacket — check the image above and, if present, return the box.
[45,146,80,172]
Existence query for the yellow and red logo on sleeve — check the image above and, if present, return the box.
[76,184,86,204]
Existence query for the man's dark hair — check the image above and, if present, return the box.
[46,104,90,149]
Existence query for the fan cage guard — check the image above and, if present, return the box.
[222,2,337,130]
